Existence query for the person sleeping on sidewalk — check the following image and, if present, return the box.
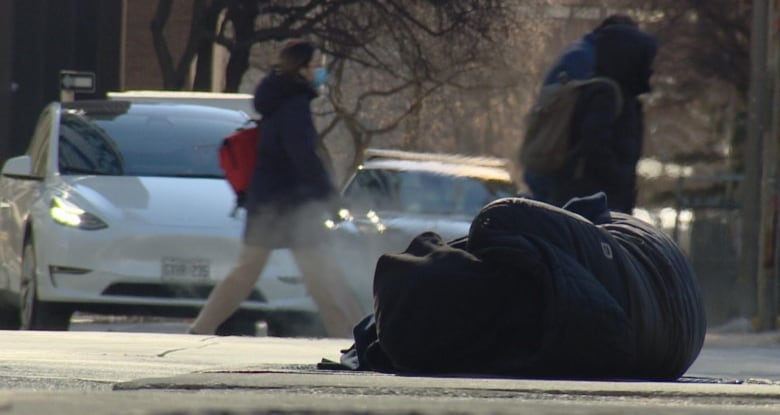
[323,192,706,381]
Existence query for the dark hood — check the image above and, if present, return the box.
[594,25,658,96]
[253,71,317,117]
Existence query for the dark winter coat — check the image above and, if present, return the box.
[244,71,337,247]
[547,25,657,213]
[339,194,705,380]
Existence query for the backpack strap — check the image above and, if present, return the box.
[572,77,623,119]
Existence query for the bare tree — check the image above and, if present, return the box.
[152,0,258,90]
[150,0,552,180]
[310,2,550,174]
[630,0,751,208]
[149,0,752,173]
[645,0,750,98]
[151,0,200,90]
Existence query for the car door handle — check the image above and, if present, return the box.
[0,201,11,209]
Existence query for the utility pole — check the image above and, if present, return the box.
[743,0,770,324]
[756,0,779,331]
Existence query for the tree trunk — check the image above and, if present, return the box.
[192,4,222,91]
[223,0,257,92]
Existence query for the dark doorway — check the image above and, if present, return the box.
[7,0,122,159]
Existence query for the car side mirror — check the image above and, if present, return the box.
[1,155,33,178]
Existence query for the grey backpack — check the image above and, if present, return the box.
[518,77,622,174]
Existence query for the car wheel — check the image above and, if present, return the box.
[214,313,258,336]
[0,302,21,329]
[265,312,327,338]
[20,240,72,331]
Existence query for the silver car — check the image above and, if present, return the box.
[339,149,519,303]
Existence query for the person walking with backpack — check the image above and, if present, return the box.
[544,24,658,213]
[523,14,638,202]
[189,39,364,338]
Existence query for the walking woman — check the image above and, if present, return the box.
[189,39,364,337]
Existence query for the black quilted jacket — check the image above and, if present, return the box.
[341,194,705,380]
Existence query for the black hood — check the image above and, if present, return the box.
[253,70,317,117]
[594,25,658,96]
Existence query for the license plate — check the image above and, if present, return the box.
[161,257,211,280]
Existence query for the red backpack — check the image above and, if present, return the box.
[219,121,259,211]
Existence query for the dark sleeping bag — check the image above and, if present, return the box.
[342,193,706,380]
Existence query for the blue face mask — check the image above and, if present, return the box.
[311,67,328,89]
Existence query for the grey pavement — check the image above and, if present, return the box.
[114,329,780,415]
[1,326,779,414]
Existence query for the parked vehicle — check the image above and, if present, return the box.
[344,148,518,241]
[0,100,318,335]
[107,90,258,118]
[0,97,520,336]
[337,149,520,303]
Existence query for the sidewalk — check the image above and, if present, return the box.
[704,317,780,347]
[687,323,780,385]
[0,328,779,415]
[111,329,780,414]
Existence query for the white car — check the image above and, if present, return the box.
[0,98,518,337]
[0,100,320,335]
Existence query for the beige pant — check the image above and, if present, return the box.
[189,244,365,338]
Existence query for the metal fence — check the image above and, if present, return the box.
[663,174,744,326]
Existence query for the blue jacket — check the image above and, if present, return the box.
[248,71,336,212]
[542,33,596,85]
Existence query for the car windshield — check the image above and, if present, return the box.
[58,105,249,177]
[344,168,516,217]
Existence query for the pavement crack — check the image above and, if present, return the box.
[157,338,220,358]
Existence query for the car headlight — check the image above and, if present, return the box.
[50,197,108,230]
[353,210,387,234]
[323,207,353,230]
